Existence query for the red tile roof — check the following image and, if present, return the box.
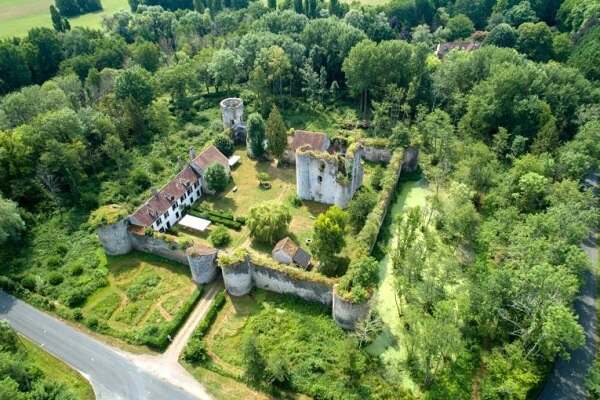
[290,130,329,154]
[192,145,229,171]
[130,166,200,227]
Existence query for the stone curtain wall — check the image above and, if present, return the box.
[362,146,392,163]
[221,256,334,305]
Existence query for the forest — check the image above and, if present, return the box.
[0,0,599,398]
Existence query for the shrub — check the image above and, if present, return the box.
[21,275,37,291]
[287,194,302,208]
[183,340,208,363]
[65,288,87,308]
[48,272,64,286]
[86,316,99,330]
[210,226,231,247]
[72,308,84,321]
[214,134,234,157]
[370,165,384,190]
[70,262,84,276]
[45,255,61,269]
[337,256,379,303]
[56,244,69,256]
[347,188,377,233]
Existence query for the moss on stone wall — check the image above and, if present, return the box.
[88,205,129,228]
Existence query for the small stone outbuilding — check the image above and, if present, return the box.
[272,237,311,269]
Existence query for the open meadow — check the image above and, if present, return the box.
[0,0,128,37]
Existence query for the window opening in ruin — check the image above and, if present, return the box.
[318,176,323,183]
[319,161,325,172]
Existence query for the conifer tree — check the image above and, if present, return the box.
[266,105,287,161]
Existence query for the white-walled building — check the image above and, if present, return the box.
[129,145,230,232]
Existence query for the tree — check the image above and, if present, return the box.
[346,188,376,233]
[50,5,70,32]
[0,41,32,95]
[266,105,287,161]
[205,163,229,193]
[55,0,80,16]
[370,165,384,190]
[115,66,154,107]
[293,0,302,13]
[268,0,276,9]
[26,28,63,84]
[569,26,600,81]
[213,134,234,157]
[131,41,161,72]
[209,225,231,247]
[342,40,377,118]
[480,342,540,400]
[504,1,539,26]
[446,14,475,41]
[208,49,242,92]
[251,45,292,97]
[246,113,266,159]
[311,206,348,276]
[0,195,27,242]
[247,201,291,244]
[516,22,553,62]
[243,336,266,384]
[484,23,517,48]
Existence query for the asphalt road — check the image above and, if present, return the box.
[0,291,200,400]
[539,174,599,400]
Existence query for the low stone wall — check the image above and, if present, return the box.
[332,286,370,330]
[251,261,333,305]
[128,232,189,265]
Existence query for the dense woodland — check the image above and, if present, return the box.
[1,0,599,398]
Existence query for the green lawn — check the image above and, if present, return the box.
[0,0,129,38]
[202,290,406,400]
[179,148,326,255]
[20,335,95,400]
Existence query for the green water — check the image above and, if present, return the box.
[366,179,430,390]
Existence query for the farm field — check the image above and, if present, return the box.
[0,0,129,38]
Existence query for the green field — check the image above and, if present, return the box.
[0,0,129,38]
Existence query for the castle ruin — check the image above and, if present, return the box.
[293,132,363,208]
[220,97,245,144]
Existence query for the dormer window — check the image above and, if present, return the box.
[172,203,177,210]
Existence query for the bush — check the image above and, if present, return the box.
[45,255,62,269]
[189,209,243,230]
[72,308,83,321]
[65,288,87,308]
[0,276,17,292]
[48,272,64,286]
[213,134,234,157]
[370,165,384,190]
[287,194,302,208]
[209,226,231,247]
[21,275,37,291]
[183,340,208,363]
[70,262,84,276]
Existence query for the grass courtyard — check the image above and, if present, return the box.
[0,0,129,37]
[176,148,328,256]
[199,290,405,400]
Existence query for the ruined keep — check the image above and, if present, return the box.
[220,97,245,143]
[296,144,364,208]
[97,219,132,255]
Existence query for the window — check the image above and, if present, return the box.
[163,211,169,219]
[317,176,323,183]
[167,222,171,229]
[196,189,200,195]
[176,211,180,219]
[187,188,192,195]
[194,182,199,188]
[156,217,162,224]
[159,228,165,233]
[172,204,177,210]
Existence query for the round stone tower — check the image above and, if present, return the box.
[220,98,244,129]
[186,245,218,284]
[97,219,133,256]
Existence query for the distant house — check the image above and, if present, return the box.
[283,130,331,163]
[272,237,311,269]
[129,145,230,232]
[435,40,481,58]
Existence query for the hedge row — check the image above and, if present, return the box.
[188,209,243,230]
[182,289,227,364]
[196,205,246,225]
[352,150,404,259]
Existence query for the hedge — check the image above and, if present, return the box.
[188,209,242,230]
[352,150,403,259]
[182,289,226,364]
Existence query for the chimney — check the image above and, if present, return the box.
[189,146,196,160]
